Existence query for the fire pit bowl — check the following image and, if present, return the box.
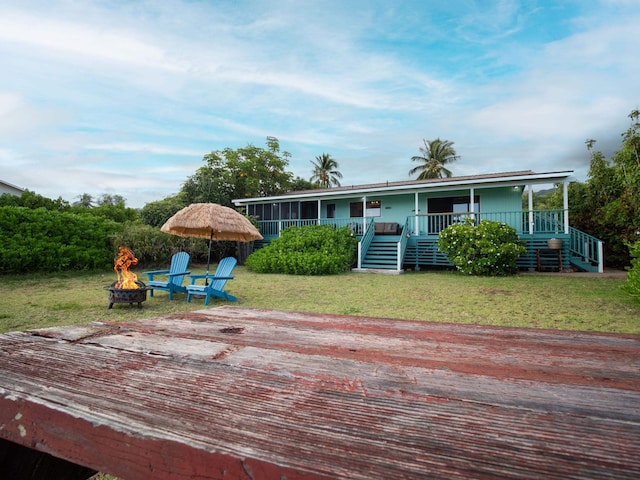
[106,281,150,309]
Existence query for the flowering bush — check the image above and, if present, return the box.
[437,218,526,275]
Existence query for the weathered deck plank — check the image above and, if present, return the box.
[1,306,639,479]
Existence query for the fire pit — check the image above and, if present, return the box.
[107,280,150,309]
[106,246,149,309]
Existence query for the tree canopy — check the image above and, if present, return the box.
[409,138,459,179]
[310,153,343,188]
[563,109,640,267]
[180,136,294,207]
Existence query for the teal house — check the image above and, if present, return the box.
[233,170,603,273]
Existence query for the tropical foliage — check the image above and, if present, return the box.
[622,240,640,298]
[438,219,527,276]
[245,225,357,275]
[0,206,120,273]
[310,153,343,188]
[409,138,459,179]
[540,110,640,268]
[180,136,293,208]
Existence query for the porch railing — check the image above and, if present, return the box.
[397,218,411,270]
[357,219,376,269]
[258,217,366,238]
[411,210,566,236]
[569,227,604,273]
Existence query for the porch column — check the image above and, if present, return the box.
[469,188,475,220]
[414,192,419,234]
[528,185,534,235]
[362,196,367,233]
[563,181,569,234]
[317,199,321,225]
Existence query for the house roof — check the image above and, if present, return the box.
[0,179,25,196]
[233,170,574,205]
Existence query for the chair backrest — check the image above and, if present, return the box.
[169,252,190,285]
[210,257,237,291]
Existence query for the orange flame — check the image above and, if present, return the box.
[114,246,139,289]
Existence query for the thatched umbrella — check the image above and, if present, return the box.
[161,203,262,274]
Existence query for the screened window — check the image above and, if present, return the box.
[327,203,336,219]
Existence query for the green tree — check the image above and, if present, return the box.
[562,110,640,267]
[140,195,186,227]
[181,136,294,206]
[409,138,459,179]
[74,193,95,208]
[290,176,317,192]
[310,153,342,188]
[0,190,70,211]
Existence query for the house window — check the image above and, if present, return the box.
[327,203,336,219]
[366,200,381,217]
[349,200,381,217]
[350,202,363,217]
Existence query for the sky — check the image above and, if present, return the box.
[0,0,639,208]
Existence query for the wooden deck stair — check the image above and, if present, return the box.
[361,237,399,269]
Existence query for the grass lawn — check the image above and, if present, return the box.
[1,266,638,334]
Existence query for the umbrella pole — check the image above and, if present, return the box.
[205,232,213,285]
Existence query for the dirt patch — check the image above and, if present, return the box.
[478,287,514,296]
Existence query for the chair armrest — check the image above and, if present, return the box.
[188,275,234,285]
[143,269,170,276]
[166,271,190,278]
[143,269,171,281]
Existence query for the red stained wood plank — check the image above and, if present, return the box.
[1,306,639,479]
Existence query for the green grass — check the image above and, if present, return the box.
[1,266,639,334]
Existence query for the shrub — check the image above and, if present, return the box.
[622,240,640,299]
[245,225,357,275]
[110,223,209,267]
[438,218,527,276]
[0,206,121,273]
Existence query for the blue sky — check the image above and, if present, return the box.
[0,0,638,208]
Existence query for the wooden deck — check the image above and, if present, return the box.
[1,306,639,479]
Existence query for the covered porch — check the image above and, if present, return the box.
[253,209,603,273]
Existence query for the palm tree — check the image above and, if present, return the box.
[310,153,343,188]
[408,138,459,180]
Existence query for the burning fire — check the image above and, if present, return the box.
[114,246,140,289]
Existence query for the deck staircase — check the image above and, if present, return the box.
[360,237,400,270]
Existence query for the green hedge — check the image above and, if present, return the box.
[245,225,357,275]
[0,206,121,273]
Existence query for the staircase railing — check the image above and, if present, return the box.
[397,218,411,270]
[569,227,604,273]
[357,218,375,269]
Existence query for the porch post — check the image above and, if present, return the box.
[528,185,534,235]
[563,181,569,234]
[362,196,367,234]
[469,188,475,221]
[317,199,321,225]
[414,192,419,234]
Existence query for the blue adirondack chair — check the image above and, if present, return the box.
[186,257,237,305]
[144,252,191,300]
